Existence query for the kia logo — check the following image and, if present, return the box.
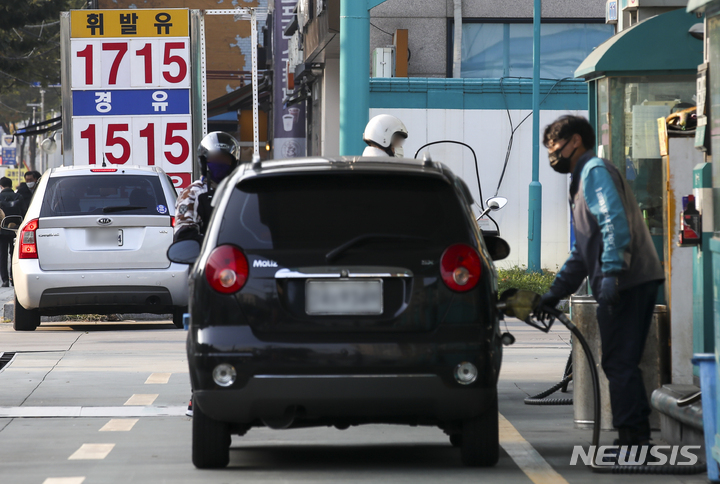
[97,218,113,226]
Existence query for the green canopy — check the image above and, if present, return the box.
[575,8,703,80]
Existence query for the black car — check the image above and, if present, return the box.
[168,156,511,469]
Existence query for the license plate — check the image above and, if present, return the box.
[86,229,122,246]
[306,279,383,316]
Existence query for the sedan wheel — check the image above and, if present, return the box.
[460,395,499,467]
[192,397,231,469]
[172,308,186,329]
[13,296,40,331]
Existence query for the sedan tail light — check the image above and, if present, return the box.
[440,244,481,292]
[205,245,249,294]
[19,218,39,259]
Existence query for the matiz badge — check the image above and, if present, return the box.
[252,259,278,268]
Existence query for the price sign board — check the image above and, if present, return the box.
[67,9,192,191]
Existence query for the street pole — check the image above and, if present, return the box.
[40,89,46,172]
[338,0,389,156]
[528,0,542,273]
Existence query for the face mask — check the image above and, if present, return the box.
[548,139,577,174]
[26,182,35,189]
[394,146,404,158]
[206,162,232,183]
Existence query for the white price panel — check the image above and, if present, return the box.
[71,38,189,89]
[72,116,192,189]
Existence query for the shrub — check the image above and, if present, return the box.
[497,265,556,297]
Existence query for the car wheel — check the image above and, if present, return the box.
[449,434,462,447]
[14,296,40,331]
[172,308,186,329]
[192,397,231,469]
[460,394,499,467]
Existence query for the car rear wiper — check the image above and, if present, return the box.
[102,205,147,213]
[326,234,429,262]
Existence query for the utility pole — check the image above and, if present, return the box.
[40,89,46,172]
[338,0,390,156]
[528,0,542,273]
[27,103,41,172]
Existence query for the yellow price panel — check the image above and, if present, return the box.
[71,9,189,38]
[4,169,23,188]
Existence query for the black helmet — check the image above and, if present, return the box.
[197,131,240,178]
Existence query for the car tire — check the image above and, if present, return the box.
[192,397,231,469]
[449,434,462,447]
[172,308,186,329]
[460,394,499,467]
[14,296,40,331]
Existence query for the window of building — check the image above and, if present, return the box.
[449,19,615,79]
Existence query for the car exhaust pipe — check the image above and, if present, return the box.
[261,406,298,430]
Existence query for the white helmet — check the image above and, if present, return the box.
[363,114,408,153]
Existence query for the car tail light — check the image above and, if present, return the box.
[19,219,39,259]
[170,216,175,227]
[205,245,249,294]
[440,244,481,292]
[90,168,117,173]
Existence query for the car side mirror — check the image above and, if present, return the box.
[484,235,510,261]
[485,196,507,211]
[1,215,23,233]
[167,239,201,265]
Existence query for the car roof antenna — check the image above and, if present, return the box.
[102,154,107,167]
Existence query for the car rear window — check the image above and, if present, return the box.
[40,174,169,217]
[218,173,472,250]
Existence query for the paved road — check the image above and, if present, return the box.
[0,314,710,484]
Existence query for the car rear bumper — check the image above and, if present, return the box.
[13,259,189,311]
[188,324,501,425]
[194,375,497,424]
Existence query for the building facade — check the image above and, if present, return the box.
[285,0,610,269]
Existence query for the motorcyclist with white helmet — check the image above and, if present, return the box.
[174,131,240,242]
[362,114,408,157]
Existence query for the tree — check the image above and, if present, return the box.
[0,0,85,125]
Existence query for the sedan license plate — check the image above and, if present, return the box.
[306,279,383,316]
[87,228,123,246]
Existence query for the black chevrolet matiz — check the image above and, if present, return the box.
[167,156,511,469]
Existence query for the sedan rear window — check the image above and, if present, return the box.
[218,174,471,250]
[40,174,168,217]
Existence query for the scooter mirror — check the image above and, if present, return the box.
[497,288,541,323]
[485,196,507,211]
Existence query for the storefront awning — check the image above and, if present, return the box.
[575,8,703,80]
[207,76,271,118]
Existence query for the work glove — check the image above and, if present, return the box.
[598,276,620,306]
[535,290,563,323]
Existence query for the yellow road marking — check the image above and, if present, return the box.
[43,479,85,484]
[68,444,115,460]
[124,394,158,406]
[99,419,138,431]
[499,413,570,484]
[145,373,171,384]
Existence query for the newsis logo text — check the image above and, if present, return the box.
[570,445,701,466]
